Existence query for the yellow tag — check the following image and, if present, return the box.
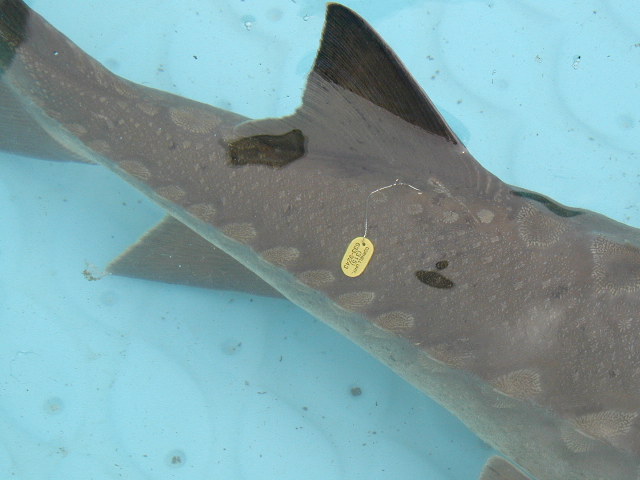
[341,237,375,277]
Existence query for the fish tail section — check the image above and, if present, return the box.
[0,0,92,162]
[0,0,29,71]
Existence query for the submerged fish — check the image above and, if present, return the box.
[1,1,640,479]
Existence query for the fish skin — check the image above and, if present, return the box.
[2,1,640,479]
[480,456,530,480]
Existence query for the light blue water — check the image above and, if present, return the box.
[0,1,638,479]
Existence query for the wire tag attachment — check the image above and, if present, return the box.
[341,236,375,277]
[341,179,423,278]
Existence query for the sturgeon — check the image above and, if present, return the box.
[1,1,640,478]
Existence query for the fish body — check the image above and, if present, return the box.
[1,1,640,479]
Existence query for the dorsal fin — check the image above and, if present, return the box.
[309,3,459,144]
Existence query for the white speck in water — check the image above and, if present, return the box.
[572,55,582,70]
[241,15,256,31]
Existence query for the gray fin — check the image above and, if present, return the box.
[480,456,532,480]
[0,0,28,69]
[229,3,462,168]
[0,81,89,162]
[107,217,283,298]
[309,3,459,144]
[0,0,89,163]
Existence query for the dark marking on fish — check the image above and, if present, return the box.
[416,270,455,289]
[435,260,449,270]
[511,190,583,218]
[228,128,305,168]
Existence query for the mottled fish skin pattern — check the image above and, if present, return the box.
[3,2,640,479]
